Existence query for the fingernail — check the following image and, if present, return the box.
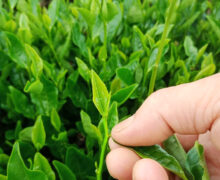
[112,116,134,133]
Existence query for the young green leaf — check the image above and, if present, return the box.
[72,22,88,57]
[32,116,46,151]
[207,16,220,41]
[5,32,28,69]
[111,84,138,106]
[7,142,47,180]
[9,86,35,119]
[76,57,90,83]
[48,0,60,28]
[184,36,198,58]
[80,110,102,143]
[24,80,43,94]
[25,44,43,78]
[30,75,58,115]
[19,127,33,142]
[91,70,109,116]
[194,53,216,81]
[8,0,17,11]
[33,152,55,180]
[98,45,107,63]
[116,67,134,85]
[66,72,88,109]
[106,2,118,22]
[196,44,208,64]
[50,108,61,132]
[77,8,96,33]
[53,160,76,180]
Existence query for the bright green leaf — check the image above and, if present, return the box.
[9,86,35,119]
[76,57,90,83]
[50,108,61,132]
[24,80,43,94]
[91,70,109,116]
[33,152,55,180]
[80,110,102,143]
[25,44,43,78]
[5,32,28,69]
[32,116,46,151]
[7,142,47,180]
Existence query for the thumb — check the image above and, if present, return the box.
[111,73,220,149]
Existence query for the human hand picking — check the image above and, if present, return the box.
[106,74,220,180]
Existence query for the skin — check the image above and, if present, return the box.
[106,74,220,180]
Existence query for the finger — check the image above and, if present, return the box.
[108,137,123,150]
[176,134,198,151]
[199,131,220,178]
[112,74,220,147]
[210,118,220,150]
[106,148,140,180]
[133,159,169,180]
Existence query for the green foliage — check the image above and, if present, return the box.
[132,145,188,180]
[7,142,47,180]
[0,0,219,179]
[32,116,46,151]
[53,160,76,180]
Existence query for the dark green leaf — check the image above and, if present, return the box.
[65,147,95,179]
[107,102,118,133]
[187,142,210,180]
[53,160,76,180]
[132,145,187,180]
[163,135,194,179]
[111,84,138,106]
[116,67,134,85]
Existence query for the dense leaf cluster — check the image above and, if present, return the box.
[0,0,220,179]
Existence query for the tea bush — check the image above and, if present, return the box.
[0,0,220,179]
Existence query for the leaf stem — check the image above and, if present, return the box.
[148,0,176,96]
[97,115,109,180]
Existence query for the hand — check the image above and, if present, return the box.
[106,74,220,180]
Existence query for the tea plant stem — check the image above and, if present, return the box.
[148,0,176,96]
[97,115,109,180]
